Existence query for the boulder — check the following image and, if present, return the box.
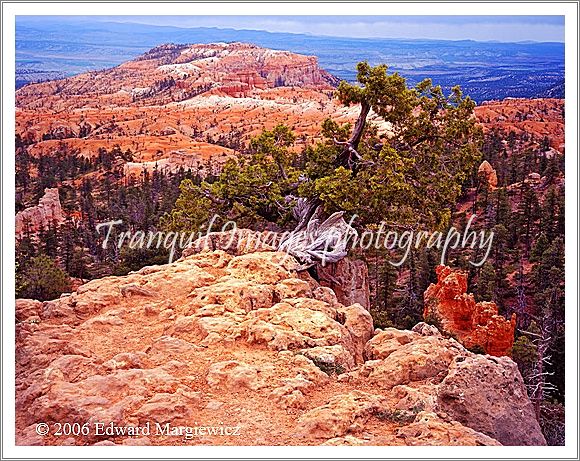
[396,412,501,446]
[437,354,546,445]
[297,391,384,439]
[359,336,460,390]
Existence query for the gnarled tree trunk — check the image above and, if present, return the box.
[278,100,369,266]
[278,199,357,269]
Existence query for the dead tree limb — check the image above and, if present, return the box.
[278,201,357,268]
[279,100,369,266]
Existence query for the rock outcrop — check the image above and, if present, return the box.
[183,229,370,309]
[16,250,543,446]
[16,43,338,110]
[477,160,498,189]
[15,188,64,238]
[316,257,370,310]
[423,265,516,356]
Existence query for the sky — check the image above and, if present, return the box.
[86,15,565,43]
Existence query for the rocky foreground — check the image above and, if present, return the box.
[16,247,545,446]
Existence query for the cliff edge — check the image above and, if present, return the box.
[16,248,544,445]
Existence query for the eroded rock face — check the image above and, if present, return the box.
[183,230,371,309]
[15,250,542,446]
[438,354,545,446]
[423,265,516,356]
[15,188,64,238]
[475,99,564,154]
[478,160,498,189]
[316,257,370,309]
[16,43,339,111]
[15,43,359,182]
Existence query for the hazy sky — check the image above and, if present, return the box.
[87,15,565,42]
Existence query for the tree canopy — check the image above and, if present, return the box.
[17,254,71,301]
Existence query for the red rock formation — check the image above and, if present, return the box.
[15,42,339,111]
[15,43,350,173]
[423,265,516,356]
[475,98,564,153]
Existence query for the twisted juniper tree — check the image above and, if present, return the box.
[162,62,482,262]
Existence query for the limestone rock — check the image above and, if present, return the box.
[227,252,298,284]
[396,412,501,446]
[269,374,314,409]
[298,345,355,373]
[298,391,384,439]
[182,229,371,309]
[359,336,460,390]
[337,303,374,363]
[16,299,43,322]
[316,257,370,309]
[206,360,261,390]
[15,248,543,446]
[478,160,498,188]
[243,301,348,352]
[437,354,546,445]
[133,385,202,424]
[103,352,146,371]
[365,328,420,360]
[182,229,278,258]
[322,435,369,445]
[275,278,312,300]
[15,188,64,238]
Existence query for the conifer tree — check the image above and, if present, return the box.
[163,62,482,234]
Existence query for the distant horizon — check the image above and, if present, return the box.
[15,14,565,102]
[106,22,564,45]
[17,15,565,43]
